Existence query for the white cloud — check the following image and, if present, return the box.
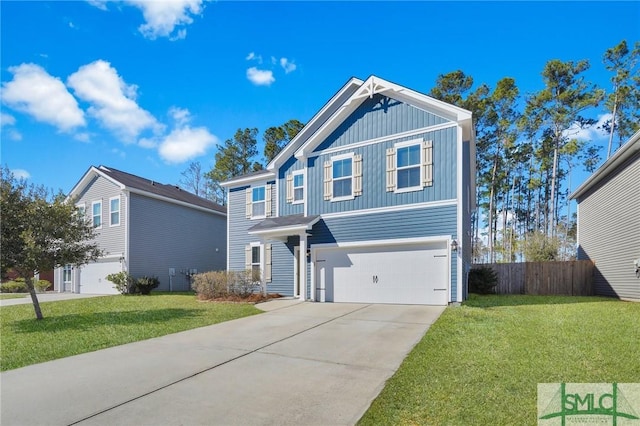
[138,137,158,149]
[564,114,610,141]
[1,112,16,127]
[246,52,256,60]
[86,0,108,11]
[12,169,31,179]
[74,132,91,143]
[125,0,205,40]
[67,60,161,142]
[8,129,23,141]
[158,126,217,163]
[246,67,275,86]
[1,63,86,132]
[246,52,263,64]
[280,57,297,74]
[169,106,190,127]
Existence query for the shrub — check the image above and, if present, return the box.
[192,270,260,300]
[191,270,233,299]
[1,279,27,293]
[230,270,260,298]
[469,266,498,295]
[136,276,160,295]
[34,279,51,293]
[106,272,136,294]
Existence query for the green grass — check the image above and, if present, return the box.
[359,294,640,426]
[0,292,261,371]
[0,294,28,300]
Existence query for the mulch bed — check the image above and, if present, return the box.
[197,293,284,304]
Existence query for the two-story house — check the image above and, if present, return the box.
[54,166,227,294]
[222,75,475,305]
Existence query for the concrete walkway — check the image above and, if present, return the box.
[0,292,108,307]
[0,300,445,426]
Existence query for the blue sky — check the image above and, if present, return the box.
[1,1,639,195]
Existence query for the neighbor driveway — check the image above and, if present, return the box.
[0,300,445,426]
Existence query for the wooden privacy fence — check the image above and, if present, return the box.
[472,261,594,296]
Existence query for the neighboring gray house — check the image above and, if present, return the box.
[222,75,475,305]
[570,129,640,300]
[54,166,227,294]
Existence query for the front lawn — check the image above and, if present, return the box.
[359,295,640,425]
[0,293,261,371]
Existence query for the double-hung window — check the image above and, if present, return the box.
[396,143,421,190]
[252,186,266,218]
[251,245,261,281]
[293,171,304,203]
[109,196,120,226]
[332,156,353,199]
[92,201,102,228]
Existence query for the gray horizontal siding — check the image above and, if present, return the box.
[577,153,640,299]
[314,94,448,152]
[75,175,126,256]
[128,193,226,291]
[309,126,458,215]
[309,204,458,301]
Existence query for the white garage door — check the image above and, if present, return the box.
[315,241,449,305]
[79,260,122,294]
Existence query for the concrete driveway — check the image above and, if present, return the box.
[0,300,445,426]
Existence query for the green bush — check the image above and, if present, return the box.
[34,279,51,293]
[106,272,136,294]
[469,266,499,294]
[136,276,160,295]
[1,280,27,293]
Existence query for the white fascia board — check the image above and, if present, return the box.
[127,187,226,217]
[65,166,125,202]
[294,75,473,160]
[570,129,640,200]
[220,172,276,188]
[267,77,364,171]
[248,217,320,238]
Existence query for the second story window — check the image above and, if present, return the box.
[110,196,120,226]
[293,172,304,203]
[245,184,272,219]
[92,201,102,228]
[397,144,421,190]
[252,186,266,218]
[332,157,353,199]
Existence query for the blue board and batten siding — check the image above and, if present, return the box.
[76,176,126,256]
[128,193,226,291]
[227,90,469,302]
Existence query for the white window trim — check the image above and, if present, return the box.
[251,186,266,220]
[250,241,264,280]
[292,170,305,205]
[331,152,355,202]
[394,139,423,194]
[109,196,121,227]
[91,200,102,229]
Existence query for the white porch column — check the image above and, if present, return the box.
[300,233,307,300]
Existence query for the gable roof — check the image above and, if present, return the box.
[570,129,640,201]
[293,75,473,160]
[68,165,226,215]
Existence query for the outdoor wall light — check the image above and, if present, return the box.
[451,240,458,252]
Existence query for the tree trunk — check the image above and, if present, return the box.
[24,276,44,320]
[607,88,619,159]
[549,131,560,237]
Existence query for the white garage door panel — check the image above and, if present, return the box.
[80,261,121,294]
[318,242,448,305]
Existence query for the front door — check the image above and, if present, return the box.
[63,265,73,292]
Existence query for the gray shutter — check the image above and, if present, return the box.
[353,154,363,196]
[386,148,396,191]
[265,184,272,217]
[245,188,252,218]
[422,140,433,187]
[264,243,272,283]
[245,245,252,269]
[286,174,293,203]
[323,161,332,200]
